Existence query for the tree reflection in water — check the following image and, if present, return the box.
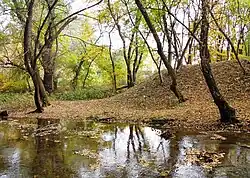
[0,119,249,177]
[32,119,75,177]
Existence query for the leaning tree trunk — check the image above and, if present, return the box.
[200,0,237,123]
[135,0,186,102]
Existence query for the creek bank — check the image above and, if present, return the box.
[8,60,250,132]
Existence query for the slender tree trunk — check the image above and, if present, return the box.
[72,59,84,90]
[135,0,186,102]
[237,26,244,55]
[217,35,224,61]
[187,38,193,64]
[200,0,237,123]
[108,29,117,92]
[210,10,246,74]
[82,59,95,88]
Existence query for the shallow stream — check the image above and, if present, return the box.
[0,118,249,178]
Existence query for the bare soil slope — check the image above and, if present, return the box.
[11,60,250,130]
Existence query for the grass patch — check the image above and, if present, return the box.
[52,88,113,101]
[0,88,113,110]
[0,92,33,110]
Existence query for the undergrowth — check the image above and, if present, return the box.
[0,92,33,110]
[52,87,113,101]
[0,88,113,110]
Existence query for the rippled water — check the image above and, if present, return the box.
[0,118,249,178]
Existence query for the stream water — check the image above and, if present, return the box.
[0,118,249,178]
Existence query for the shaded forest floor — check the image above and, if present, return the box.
[9,60,250,131]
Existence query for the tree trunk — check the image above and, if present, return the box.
[127,66,134,88]
[187,38,193,64]
[82,59,95,88]
[200,0,237,123]
[42,45,55,94]
[24,0,45,112]
[32,72,44,113]
[108,29,117,92]
[216,35,223,61]
[135,0,186,102]
[72,59,84,90]
[38,75,50,107]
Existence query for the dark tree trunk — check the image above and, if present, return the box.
[53,74,59,91]
[237,26,244,55]
[43,71,54,93]
[23,0,49,112]
[72,59,84,90]
[187,38,193,64]
[82,59,95,88]
[24,0,44,112]
[200,0,237,123]
[108,29,117,92]
[42,45,55,94]
[216,35,223,61]
[111,57,117,91]
[38,75,50,107]
[127,67,134,88]
[132,50,143,86]
[135,0,186,102]
[32,72,44,113]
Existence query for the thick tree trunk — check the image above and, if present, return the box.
[31,71,44,113]
[135,0,186,102]
[38,75,50,107]
[200,0,237,123]
[127,66,134,88]
[42,45,55,94]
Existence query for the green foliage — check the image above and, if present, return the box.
[0,92,33,110]
[0,72,29,92]
[52,87,113,101]
[0,80,27,92]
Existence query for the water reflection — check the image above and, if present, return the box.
[0,119,249,178]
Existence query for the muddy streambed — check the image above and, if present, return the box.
[0,118,249,178]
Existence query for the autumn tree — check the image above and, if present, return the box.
[135,0,186,102]
[199,0,238,123]
[22,0,103,112]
